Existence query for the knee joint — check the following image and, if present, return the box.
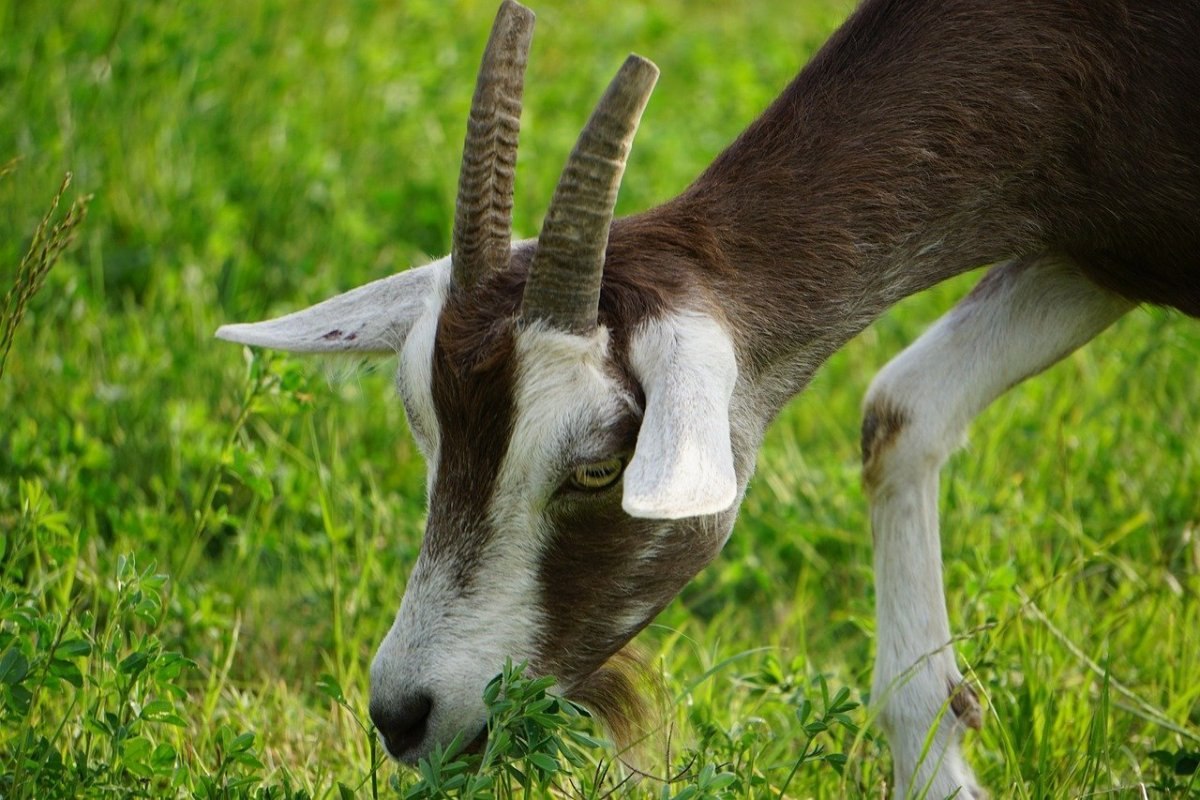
[861,395,910,491]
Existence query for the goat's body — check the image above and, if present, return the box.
[217,1,1198,795]
[613,0,1199,372]
[601,2,1200,793]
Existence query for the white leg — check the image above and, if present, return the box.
[862,253,1131,798]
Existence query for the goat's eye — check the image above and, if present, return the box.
[568,457,625,491]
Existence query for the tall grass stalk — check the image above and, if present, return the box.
[0,171,91,382]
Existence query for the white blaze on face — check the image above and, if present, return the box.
[498,321,633,523]
[371,318,631,760]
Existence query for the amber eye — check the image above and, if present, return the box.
[568,457,625,491]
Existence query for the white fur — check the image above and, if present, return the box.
[504,322,634,507]
[865,253,1131,798]
[215,257,450,353]
[396,265,452,464]
[370,530,545,761]
[623,311,739,519]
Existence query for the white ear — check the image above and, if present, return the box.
[215,257,450,353]
[622,311,739,520]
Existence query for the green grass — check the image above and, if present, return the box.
[2,0,1198,797]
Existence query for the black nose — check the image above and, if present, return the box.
[370,692,433,759]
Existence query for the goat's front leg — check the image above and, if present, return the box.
[862,253,1131,798]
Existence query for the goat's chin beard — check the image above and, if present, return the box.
[564,644,661,756]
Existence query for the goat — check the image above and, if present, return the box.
[215,0,1200,795]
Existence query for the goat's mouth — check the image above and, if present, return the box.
[462,725,488,757]
[384,722,487,767]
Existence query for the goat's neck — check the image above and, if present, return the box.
[667,37,1054,416]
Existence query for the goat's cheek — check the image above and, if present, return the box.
[643,517,728,586]
[531,509,645,672]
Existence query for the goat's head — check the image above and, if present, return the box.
[216,0,745,762]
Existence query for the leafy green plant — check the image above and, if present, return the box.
[396,660,605,800]
[0,512,298,799]
[0,506,192,798]
[1148,747,1200,796]
[658,764,738,800]
[738,657,866,797]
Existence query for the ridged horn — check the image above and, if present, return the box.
[451,0,535,290]
[521,54,659,333]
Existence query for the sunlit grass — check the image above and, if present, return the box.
[2,0,1197,797]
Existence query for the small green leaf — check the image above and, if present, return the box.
[141,698,186,726]
[150,742,177,770]
[4,683,32,714]
[316,673,345,703]
[142,573,167,591]
[0,648,29,685]
[705,771,737,790]
[54,638,92,658]
[48,658,83,687]
[119,651,149,676]
[527,752,559,774]
[229,731,256,752]
[565,729,605,749]
[1175,751,1200,775]
[122,735,153,776]
[419,757,438,788]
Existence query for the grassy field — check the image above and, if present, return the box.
[2,0,1198,797]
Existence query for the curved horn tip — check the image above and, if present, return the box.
[620,53,661,86]
[601,54,660,128]
[518,52,662,334]
[494,0,535,36]
[498,0,534,20]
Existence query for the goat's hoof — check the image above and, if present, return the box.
[959,779,988,799]
[953,784,988,800]
[948,678,983,731]
[895,762,988,800]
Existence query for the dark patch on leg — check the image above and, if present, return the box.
[948,677,983,731]
[861,398,909,490]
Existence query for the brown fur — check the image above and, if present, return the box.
[678,0,1200,365]
[861,399,909,493]
[567,644,663,753]
[948,678,983,731]
[423,276,521,590]
[533,488,733,687]
[548,0,1195,736]
[582,0,1197,395]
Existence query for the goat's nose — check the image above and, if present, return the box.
[370,692,433,759]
